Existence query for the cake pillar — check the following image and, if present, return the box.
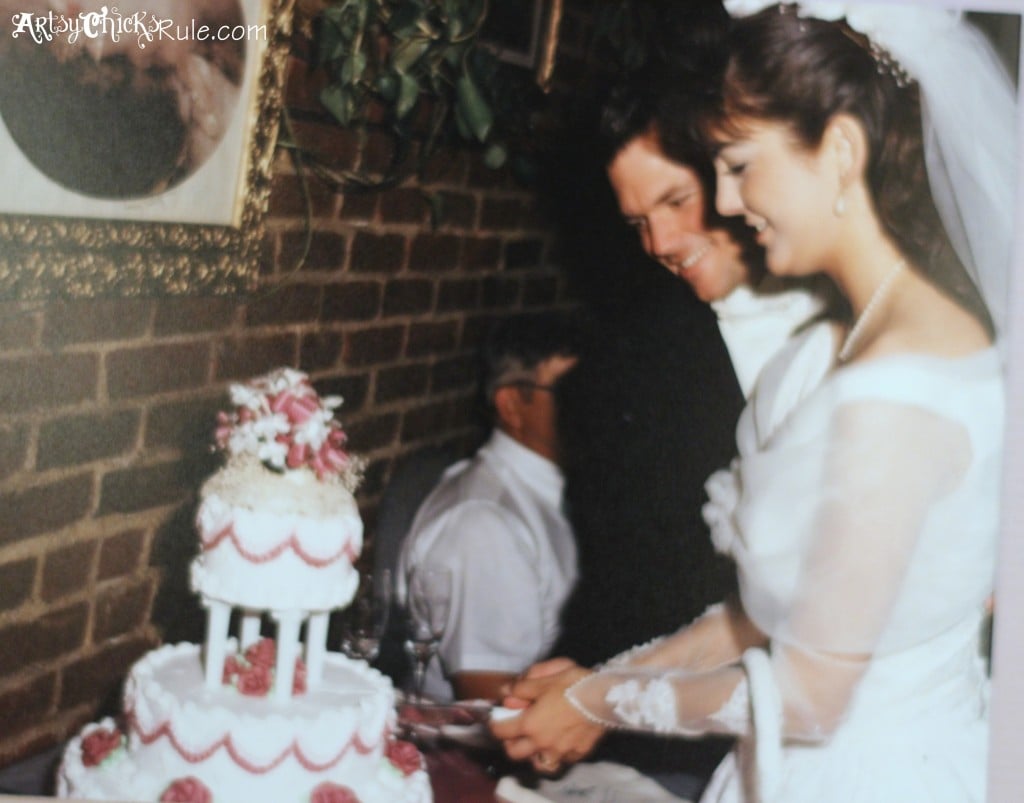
[240,611,262,649]
[271,610,302,703]
[202,597,232,689]
[305,611,329,687]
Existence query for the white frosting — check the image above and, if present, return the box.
[57,646,431,803]
[192,462,363,611]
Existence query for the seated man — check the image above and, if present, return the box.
[397,313,579,702]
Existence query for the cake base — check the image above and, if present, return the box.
[57,644,431,803]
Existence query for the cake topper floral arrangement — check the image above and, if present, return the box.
[215,368,364,490]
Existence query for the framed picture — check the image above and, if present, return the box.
[0,0,295,298]
[480,0,547,68]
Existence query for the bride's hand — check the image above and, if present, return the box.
[490,661,604,771]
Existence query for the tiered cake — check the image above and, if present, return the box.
[58,368,432,803]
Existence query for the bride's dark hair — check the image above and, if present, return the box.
[706,5,990,329]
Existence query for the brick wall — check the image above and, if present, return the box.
[0,2,593,764]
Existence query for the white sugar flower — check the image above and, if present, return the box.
[703,461,741,556]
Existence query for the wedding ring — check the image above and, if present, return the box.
[535,752,559,772]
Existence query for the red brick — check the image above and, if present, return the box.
[106,343,209,400]
[279,230,347,273]
[382,279,434,317]
[437,278,482,313]
[98,529,147,582]
[37,409,140,470]
[97,460,195,516]
[145,395,223,451]
[343,326,405,367]
[0,557,35,613]
[350,232,406,274]
[375,364,430,403]
[421,148,468,185]
[400,401,453,443]
[482,276,523,308]
[504,238,545,270]
[0,602,88,675]
[523,275,562,306]
[0,303,39,350]
[41,541,97,603]
[283,51,328,112]
[153,296,240,336]
[287,119,360,170]
[431,355,478,392]
[1,474,93,546]
[0,423,29,481]
[339,192,378,222]
[42,299,151,347]
[300,376,366,420]
[407,321,459,357]
[215,334,298,380]
[0,673,56,735]
[94,577,155,641]
[59,635,155,710]
[362,130,397,174]
[379,187,428,225]
[244,283,322,326]
[0,353,98,414]
[268,173,337,217]
[461,313,501,349]
[344,413,400,452]
[462,237,502,271]
[480,197,526,230]
[409,233,460,272]
[435,191,477,229]
[300,331,344,372]
[467,158,514,190]
[322,281,382,322]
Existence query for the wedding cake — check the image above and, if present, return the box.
[57,368,432,803]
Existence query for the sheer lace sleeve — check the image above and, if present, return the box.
[565,395,971,744]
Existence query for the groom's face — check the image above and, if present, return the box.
[607,130,750,303]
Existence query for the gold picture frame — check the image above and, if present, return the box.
[0,0,295,299]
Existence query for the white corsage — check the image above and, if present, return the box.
[702,461,741,556]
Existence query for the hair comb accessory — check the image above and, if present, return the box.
[724,0,1017,349]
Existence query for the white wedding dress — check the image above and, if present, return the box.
[566,323,1003,802]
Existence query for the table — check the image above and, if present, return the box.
[426,746,502,802]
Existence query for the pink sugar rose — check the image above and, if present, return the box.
[244,638,276,669]
[237,662,273,696]
[81,726,123,767]
[286,440,310,469]
[310,782,361,803]
[292,658,307,695]
[160,776,213,803]
[385,739,423,776]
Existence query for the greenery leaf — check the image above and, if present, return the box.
[320,84,352,126]
[396,72,421,119]
[392,36,432,73]
[455,71,492,142]
[483,142,507,169]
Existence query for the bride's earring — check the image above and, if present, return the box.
[833,192,846,217]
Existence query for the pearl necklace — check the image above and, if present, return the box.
[838,259,906,362]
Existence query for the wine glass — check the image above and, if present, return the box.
[340,569,391,663]
[403,565,452,702]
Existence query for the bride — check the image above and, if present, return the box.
[491,3,1015,801]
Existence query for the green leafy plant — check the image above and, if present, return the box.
[311,0,510,191]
